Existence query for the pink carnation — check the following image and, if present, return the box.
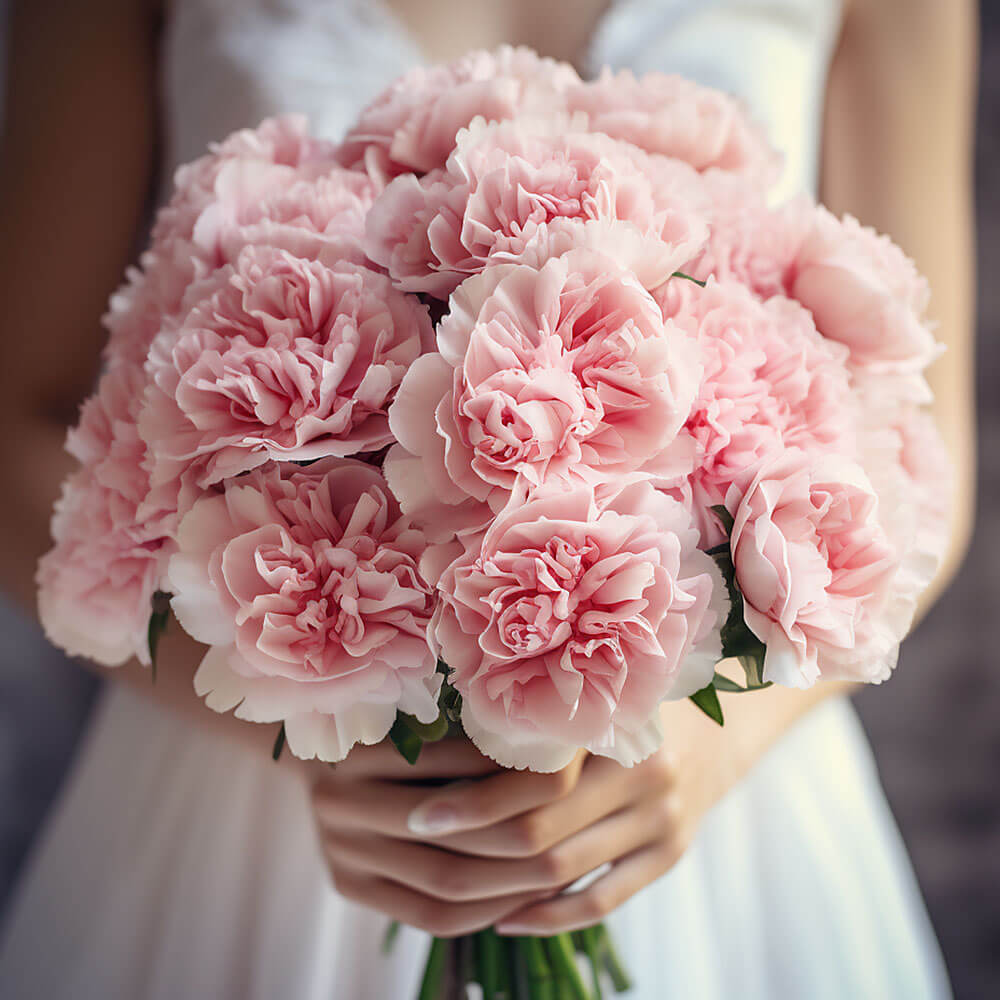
[727,449,904,687]
[168,458,440,762]
[853,379,952,604]
[790,209,939,372]
[338,46,579,178]
[384,253,700,539]
[184,160,376,270]
[655,278,854,546]
[566,68,779,177]
[38,365,172,666]
[37,472,164,667]
[141,244,433,493]
[366,115,709,297]
[105,118,363,371]
[685,174,813,299]
[897,407,952,534]
[432,479,723,771]
[153,115,340,250]
[102,242,215,370]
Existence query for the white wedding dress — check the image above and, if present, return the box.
[0,1,953,997]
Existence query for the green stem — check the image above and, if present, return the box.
[578,927,605,1000]
[544,934,590,1000]
[456,935,474,994]
[553,977,576,1000]
[521,937,556,1000]
[417,937,448,1000]
[509,936,531,1000]
[594,926,632,993]
[478,928,503,999]
[381,919,401,956]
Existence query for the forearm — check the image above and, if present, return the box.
[662,673,857,817]
[821,0,978,619]
[0,423,78,610]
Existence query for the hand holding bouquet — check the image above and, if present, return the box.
[38,47,950,999]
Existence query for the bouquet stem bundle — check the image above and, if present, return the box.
[410,926,630,1000]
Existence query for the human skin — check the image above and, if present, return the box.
[0,0,977,938]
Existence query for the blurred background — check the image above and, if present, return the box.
[0,2,996,997]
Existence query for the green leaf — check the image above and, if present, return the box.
[271,723,286,762]
[709,504,735,537]
[146,591,171,682]
[711,673,747,693]
[689,683,724,725]
[388,714,423,765]
[437,660,465,724]
[711,671,773,695]
[671,270,707,288]
[706,517,768,691]
[441,683,463,724]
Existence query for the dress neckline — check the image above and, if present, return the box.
[360,0,623,77]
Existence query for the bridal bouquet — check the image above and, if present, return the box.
[38,47,950,1000]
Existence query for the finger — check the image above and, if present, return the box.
[324,796,669,904]
[328,867,546,939]
[312,777,470,840]
[321,736,502,781]
[405,751,587,838]
[434,754,652,858]
[494,838,686,936]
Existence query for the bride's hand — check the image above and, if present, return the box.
[309,704,723,937]
[309,736,556,936]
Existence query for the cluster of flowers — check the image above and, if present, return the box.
[39,47,949,772]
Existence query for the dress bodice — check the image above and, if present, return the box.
[161,0,842,200]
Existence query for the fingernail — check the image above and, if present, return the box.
[407,802,462,836]
[495,923,535,937]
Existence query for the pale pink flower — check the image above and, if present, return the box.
[67,364,153,505]
[896,407,952,541]
[38,365,172,666]
[790,209,940,372]
[185,160,376,269]
[37,471,165,667]
[432,479,723,771]
[168,458,441,762]
[727,449,904,687]
[141,244,433,493]
[366,115,708,298]
[104,117,364,371]
[853,379,952,613]
[101,242,215,370]
[685,174,813,299]
[384,253,700,539]
[338,46,580,178]
[566,68,779,177]
[153,115,340,250]
[654,278,854,546]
